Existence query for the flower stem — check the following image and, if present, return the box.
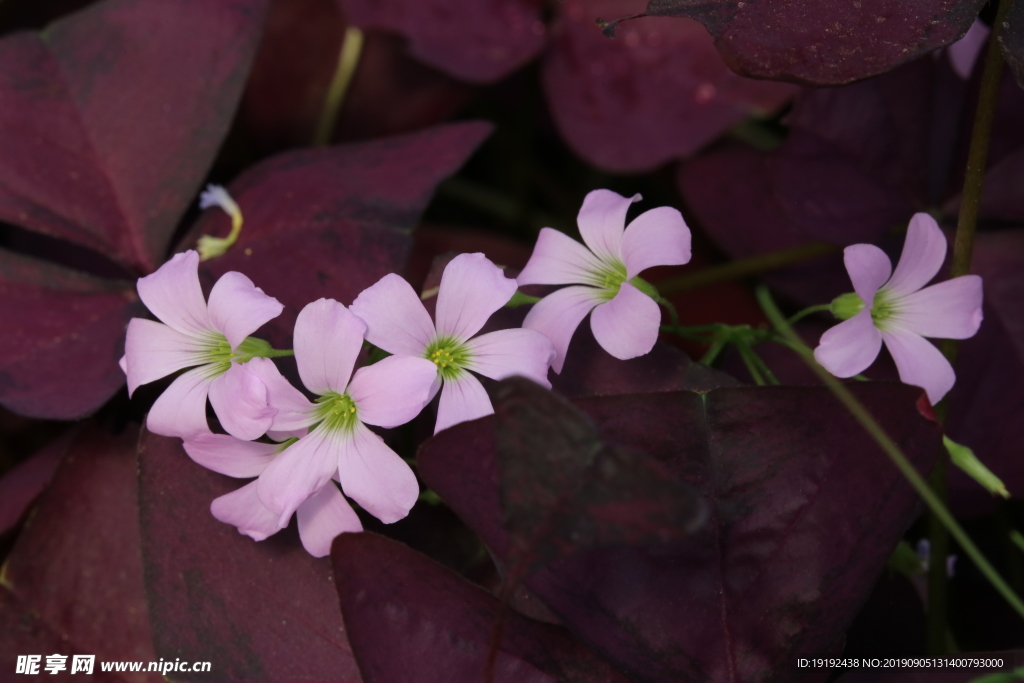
[264,349,295,358]
[787,304,832,325]
[312,26,364,146]
[757,284,1024,624]
[929,0,1013,652]
[657,242,836,294]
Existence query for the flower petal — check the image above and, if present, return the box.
[435,253,517,341]
[350,274,434,356]
[183,432,278,478]
[124,318,207,396]
[208,362,275,441]
[294,298,366,395]
[881,328,956,405]
[892,275,983,340]
[243,358,316,431]
[577,189,639,262]
[296,484,363,557]
[589,282,661,361]
[146,365,215,438]
[886,213,947,297]
[337,423,419,524]
[515,227,605,287]
[136,250,212,336]
[620,206,692,278]
[211,481,282,542]
[206,271,284,349]
[522,285,603,374]
[465,328,554,388]
[257,425,340,527]
[813,308,883,378]
[435,373,493,434]
[347,356,437,428]
[844,244,892,304]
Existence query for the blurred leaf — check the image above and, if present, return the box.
[331,532,632,683]
[494,378,706,579]
[0,427,75,536]
[191,122,492,348]
[420,384,940,682]
[337,0,545,84]
[137,430,363,683]
[0,0,270,272]
[945,435,1009,499]
[608,0,986,85]
[544,0,797,172]
[1,423,160,682]
[0,251,140,419]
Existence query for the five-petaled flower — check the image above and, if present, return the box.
[122,250,284,439]
[814,213,983,405]
[516,189,691,372]
[351,253,555,434]
[184,433,362,557]
[244,298,437,528]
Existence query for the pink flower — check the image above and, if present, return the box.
[245,299,437,528]
[351,253,555,434]
[516,189,691,372]
[814,213,983,405]
[184,433,362,557]
[122,250,284,439]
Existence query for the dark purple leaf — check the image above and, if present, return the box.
[137,429,362,682]
[0,0,270,272]
[420,384,940,682]
[0,251,140,419]
[544,0,797,172]
[0,427,75,536]
[337,0,545,84]
[606,0,986,85]
[190,122,492,347]
[1000,1,1024,90]
[1,423,160,682]
[331,532,632,683]
[494,378,706,579]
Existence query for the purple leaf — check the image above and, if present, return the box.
[337,0,546,84]
[0,427,75,536]
[493,378,706,579]
[544,0,797,172]
[0,250,140,420]
[0,0,270,272]
[137,430,363,682]
[1,423,160,682]
[191,122,492,347]
[331,531,632,683]
[419,384,940,682]
[607,0,986,85]
[1000,1,1024,90]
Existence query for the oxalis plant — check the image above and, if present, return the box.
[1,0,1024,682]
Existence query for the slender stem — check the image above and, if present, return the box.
[787,304,832,326]
[700,339,727,365]
[656,296,682,334]
[927,0,1012,652]
[312,26,364,146]
[657,242,836,294]
[757,285,1024,623]
[736,343,766,385]
[265,349,295,358]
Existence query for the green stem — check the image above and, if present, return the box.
[927,0,1013,652]
[313,26,364,146]
[656,296,682,334]
[756,285,1024,624]
[264,349,295,358]
[787,304,832,326]
[736,343,767,386]
[657,242,836,295]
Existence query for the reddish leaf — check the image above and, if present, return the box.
[337,0,545,84]
[544,0,797,172]
[1,423,159,682]
[606,0,986,85]
[331,532,632,683]
[0,0,270,272]
[190,122,492,347]
[1000,1,1024,90]
[137,430,362,682]
[419,384,940,682]
[0,428,75,536]
[0,250,140,419]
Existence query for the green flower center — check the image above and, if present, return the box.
[870,289,899,329]
[195,333,277,377]
[424,336,471,381]
[313,392,359,433]
[590,261,629,301]
[829,290,899,330]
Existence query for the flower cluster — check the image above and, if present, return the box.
[123,189,983,558]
